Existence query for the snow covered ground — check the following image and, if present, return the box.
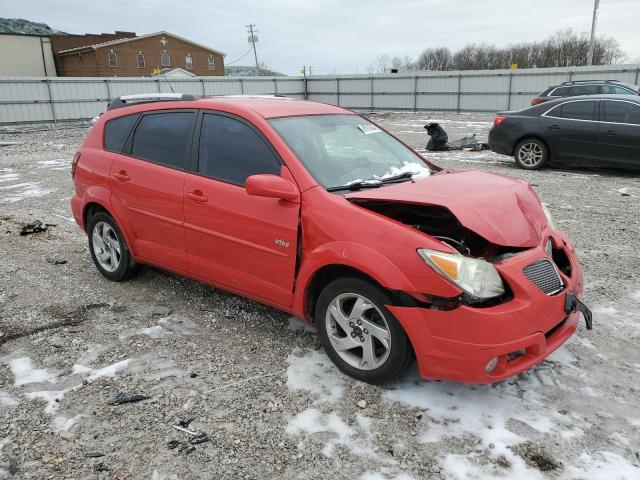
[1,113,639,479]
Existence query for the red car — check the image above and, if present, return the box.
[71,94,592,384]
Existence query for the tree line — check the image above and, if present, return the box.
[368,29,626,73]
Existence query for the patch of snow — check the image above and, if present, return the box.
[287,348,343,404]
[630,290,640,302]
[119,325,168,340]
[286,407,354,457]
[566,451,640,479]
[287,316,316,334]
[0,182,51,203]
[8,357,57,386]
[0,170,19,183]
[27,390,66,415]
[0,392,19,407]
[52,414,88,433]
[72,359,130,381]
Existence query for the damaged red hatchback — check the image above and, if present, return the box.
[71,94,592,384]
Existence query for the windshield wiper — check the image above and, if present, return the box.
[327,180,382,192]
[378,171,415,183]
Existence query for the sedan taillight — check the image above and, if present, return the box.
[493,115,507,127]
[71,151,81,178]
[531,98,543,106]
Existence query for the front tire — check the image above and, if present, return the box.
[514,138,549,170]
[315,277,413,384]
[87,212,133,281]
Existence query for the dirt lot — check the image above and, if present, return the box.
[1,112,639,480]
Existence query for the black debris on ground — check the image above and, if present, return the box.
[108,393,151,406]
[20,220,56,236]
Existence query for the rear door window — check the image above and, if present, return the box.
[197,113,281,185]
[602,101,640,125]
[547,101,597,121]
[569,85,599,96]
[104,114,139,152]
[130,112,195,169]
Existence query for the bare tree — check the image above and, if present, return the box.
[368,54,392,73]
[399,29,626,72]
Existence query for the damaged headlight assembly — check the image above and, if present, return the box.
[541,204,556,230]
[417,249,505,300]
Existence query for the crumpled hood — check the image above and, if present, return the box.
[346,170,548,247]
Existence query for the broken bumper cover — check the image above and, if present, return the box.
[388,235,591,383]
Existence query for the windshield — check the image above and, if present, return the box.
[269,114,431,190]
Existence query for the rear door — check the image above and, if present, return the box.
[183,111,300,307]
[540,100,599,165]
[110,110,196,271]
[597,100,640,168]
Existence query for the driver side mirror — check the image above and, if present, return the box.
[245,174,300,203]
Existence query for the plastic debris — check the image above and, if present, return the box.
[20,220,56,236]
[109,393,151,405]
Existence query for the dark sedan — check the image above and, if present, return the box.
[489,95,640,170]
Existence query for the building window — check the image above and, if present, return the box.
[137,52,145,69]
[208,55,215,70]
[107,50,117,67]
[161,50,171,67]
[185,54,193,70]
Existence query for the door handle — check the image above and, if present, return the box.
[186,191,208,203]
[602,129,616,136]
[548,124,560,130]
[112,171,130,181]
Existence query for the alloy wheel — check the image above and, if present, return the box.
[325,293,392,370]
[517,142,544,167]
[92,221,121,273]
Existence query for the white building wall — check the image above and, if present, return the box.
[0,34,57,77]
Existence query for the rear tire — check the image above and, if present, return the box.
[514,138,549,170]
[315,277,413,384]
[87,212,133,282]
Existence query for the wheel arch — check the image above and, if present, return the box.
[82,195,136,257]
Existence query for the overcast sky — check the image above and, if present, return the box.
[2,0,639,75]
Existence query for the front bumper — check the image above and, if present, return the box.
[388,232,591,383]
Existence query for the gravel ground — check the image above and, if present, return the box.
[1,112,639,480]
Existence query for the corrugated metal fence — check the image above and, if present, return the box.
[1,64,639,124]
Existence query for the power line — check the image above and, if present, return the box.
[225,47,254,66]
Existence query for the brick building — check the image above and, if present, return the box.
[52,31,225,77]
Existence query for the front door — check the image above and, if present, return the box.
[184,112,300,307]
[110,110,196,271]
[597,100,640,168]
[540,100,599,165]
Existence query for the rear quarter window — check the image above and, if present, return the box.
[549,86,570,97]
[104,114,139,152]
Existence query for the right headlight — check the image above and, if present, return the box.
[417,249,505,300]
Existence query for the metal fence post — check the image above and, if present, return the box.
[200,78,206,96]
[568,70,574,83]
[456,74,462,113]
[240,78,244,94]
[507,73,513,110]
[156,78,162,93]
[105,78,112,103]
[45,78,56,127]
[273,78,278,95]
[370,77,374,111]
[413,75,418,112]
[635,68,640,85]
[336,77,340,106]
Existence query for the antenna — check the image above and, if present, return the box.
[246,24,260,75]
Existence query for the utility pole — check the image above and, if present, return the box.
[246,24,260,75]
[308,66,314,76]
[586,0,600,66]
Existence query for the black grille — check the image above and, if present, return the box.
[523,259,563,295]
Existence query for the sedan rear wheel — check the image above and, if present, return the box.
[87,212,133,281]
[515,138,549,170]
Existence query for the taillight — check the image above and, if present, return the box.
[531,98,543,106]
[71,151,81,178]
[493,115,507,127]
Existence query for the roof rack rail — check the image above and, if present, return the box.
[107,93,197,110]
[560,79,623,86]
